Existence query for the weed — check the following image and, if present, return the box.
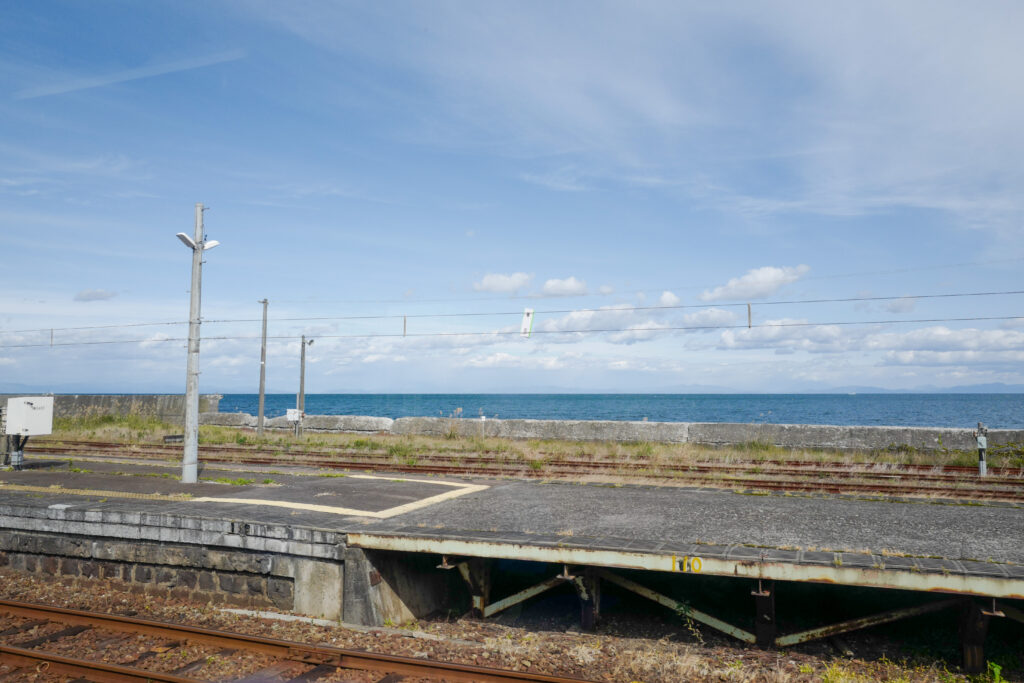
[203,477,254,486]
[634,442,655,458]
[387,443,414,459]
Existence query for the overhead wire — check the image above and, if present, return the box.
[1,315,1021,350]
[5,288,1022,335]
[262,256,1024,306]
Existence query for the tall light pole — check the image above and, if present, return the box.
[257,299,268,436]
[295,335,313,438]
[176,203,220,484]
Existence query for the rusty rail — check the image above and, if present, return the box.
[25,439,1024,502]
[0,598,595,683]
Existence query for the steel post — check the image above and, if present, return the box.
[959,600,990,674]
[752,581,776,648]
[257,299,268,436]
[575,568,601,631]
[457,559,491,618]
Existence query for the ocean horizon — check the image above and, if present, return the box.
[217,393,1024,430]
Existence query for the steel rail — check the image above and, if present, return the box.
[0,599,594,683]
[30,439,1024,478]
[0,644,199,683]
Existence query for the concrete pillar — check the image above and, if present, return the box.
[292,558,343,621]
[343,549,456,626]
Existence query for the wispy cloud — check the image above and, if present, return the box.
[13,49,246,100]
[473,272,532,293]
[73,289,117,302]
[541,276,588,297]
[700,265,810,302]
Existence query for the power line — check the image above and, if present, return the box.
[1,320,186,335]
[203,289,1024,324]
[2,315,1021,350]
[263,256,1024,306]
[5,289,1024,337]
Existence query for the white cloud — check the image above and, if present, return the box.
[598,285,614,295]
[464,352,569,370]
[700,265,810,302]
[682,308,737,328]
[719,318,848,353]
[658,291,680,306]
[883,350,1024,366]
[73,289,117,302]
[865,327,1024,353]
[541,276,588,297]
[884,297,917,313]
[473,272,532,293]
[608,322,670,345]
[257,4,1024,243]
[520,166,590,192]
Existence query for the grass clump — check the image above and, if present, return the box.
[53,414,177,442]
[203,477,254,486]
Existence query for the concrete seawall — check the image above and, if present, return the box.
[1,394,222,424]
[199,412,1024,451]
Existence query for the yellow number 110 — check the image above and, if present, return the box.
[677,556,703,573]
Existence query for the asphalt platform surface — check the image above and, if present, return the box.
[1,455,1022,568]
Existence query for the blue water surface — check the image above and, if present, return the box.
[217,393,1024,429]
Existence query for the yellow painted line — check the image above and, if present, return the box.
[0,483,189,501]
[192,481,489,519]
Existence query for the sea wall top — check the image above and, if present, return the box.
[199,411,1024,451]
[0,394,222,423]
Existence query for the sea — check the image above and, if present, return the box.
[217,394,1024,429]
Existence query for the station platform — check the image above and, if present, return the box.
[1,454,1021,600]
[2,451,1022,671]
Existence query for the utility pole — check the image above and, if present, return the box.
[295,335,313,438]
[182,203,205,484]
[257,299,268,436]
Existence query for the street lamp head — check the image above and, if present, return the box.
[175,232,197,250]
[308,339,314,346]
[203,239,220,250]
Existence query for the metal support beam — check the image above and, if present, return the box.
[752,580,776,648]
[456,559,491,618]
[481,575,564,618]
[996,602,1024,625]
[960,599,991,674]
[595,569,756,644]
[573,569,601,631]
[775,598,959,648]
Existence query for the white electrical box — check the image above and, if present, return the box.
[3,397,54,436]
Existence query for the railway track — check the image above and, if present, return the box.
[26,440,1024,502]
[0,598,593,682]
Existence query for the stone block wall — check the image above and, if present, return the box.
[0,394,222,425]
[0,530,293,609]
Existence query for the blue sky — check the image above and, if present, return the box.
[2,1,1023,394]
